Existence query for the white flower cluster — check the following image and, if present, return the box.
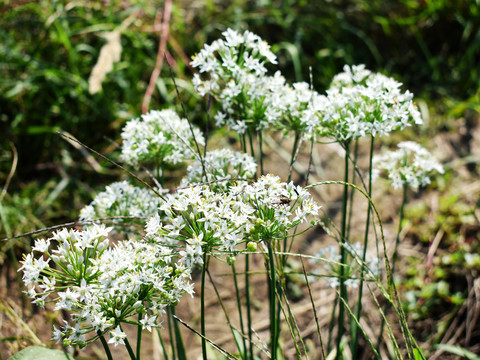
[319,65,423,141]
[79,181,163,226]
[146,174,320,267]
[193,31,422,142]
[372,141,444,191]
[318,65,423,141]
[19,224,193,347]
[234,174,321,240]
[120,109,205,167]
[179,148,257,190]
[192,29,323,134]
[312,242,379,289]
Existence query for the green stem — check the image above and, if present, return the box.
[247,129,255,160]
[377,184,407,352]
[346,140,359,240]
[267,240,279,359]
[156,327,170,360]
[201,253,208,360]
[337,141,350,360]
[245,253,254,359]
[171,306,186,360]
[326,295,338,353]
[351,136,374,359]
[167,307,177,360]
[97,331,113,360]
[137,312,143,360]
[232,263,247,359]
[122,326,137,360]
[287,131,301,183]
[258,131,264,175]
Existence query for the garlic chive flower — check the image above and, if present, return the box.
[269,81,328,137]
[150,185,255,265]
[20,225,193,348]
[147,174,320,264]
[318,64,423,141]
[179,148,257,191]
[192,28,280,133]
[120,109,205,168]
[192,29,326,136]
[311,242,380,289]
[372,141,444,191]
[79,181,164,227]
[235,174,321,241]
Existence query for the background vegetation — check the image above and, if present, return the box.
[1,0,480,358]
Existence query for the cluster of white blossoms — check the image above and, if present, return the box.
[146,174,320,266]
[318,64,423,141]
[79,181,163,226]
[372,141,444,191]
[193,30,422,143]
[192,29,324,135]
[234,174,321,240]
[311,242,380,289]
[179,148,257,190]
[19,224,193,347]
[120,109,205,167]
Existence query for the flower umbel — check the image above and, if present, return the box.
[372,141,444,191]
[120,109,204,168]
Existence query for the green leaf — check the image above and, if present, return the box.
[413,347,425,360]
[8,346,75,360]
[435,344,480,360]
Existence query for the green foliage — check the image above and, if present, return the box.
[402,178,478,324]
[7,346,74,360]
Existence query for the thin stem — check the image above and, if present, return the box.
[207,268,244,354]
[167,307,177,360]
[201,252,208,360]
[305,138,315,186]
[156,327,170,360]
[346,140,359,240]
[337,141,350,360]
[232,263,247,359]
[377,184,407,352]
[137,312,143,360]
[245,254,254,359]
[301,259,327,359]
[287,131,301,183]
[351,135,374,358]
[258,131,264,175]
[266,240,279,359]
[171,306,186,360]
[97,331,113,360]
[122,326,137,360]
[327,296,338,353]
[247,129,255,159]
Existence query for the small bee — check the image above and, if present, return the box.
[271,197,292,205]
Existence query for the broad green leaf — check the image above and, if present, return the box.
[8,346,74,360]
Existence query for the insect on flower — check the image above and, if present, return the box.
[271,196,292,205]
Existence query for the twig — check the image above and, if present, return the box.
[0,141,18,203]
[142,0,173,114]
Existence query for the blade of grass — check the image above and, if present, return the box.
[301,258,327,359]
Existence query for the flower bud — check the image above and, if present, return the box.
[247,242,257,251]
